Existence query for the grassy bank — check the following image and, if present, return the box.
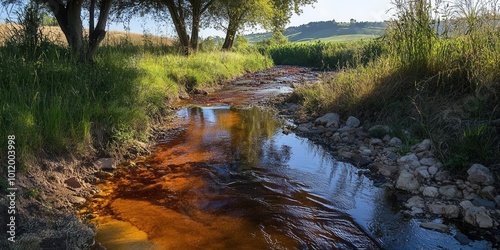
[0,43,272,167]
[289,1,500,170]
[267,40,384,70]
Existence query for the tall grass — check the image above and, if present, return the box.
[267,40,384,70]
[0,38,272,166]
[292,0,500,168]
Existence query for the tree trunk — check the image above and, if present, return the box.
[165,1,191,55]
[222,22,237,50]
[86,0,113,62]
[190,1,201,51]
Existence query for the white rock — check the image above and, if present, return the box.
[398,154,421,169]
[345,116,360,128]
[416,139,432,152]
[95,158,117,171]
[428,166,439,176]
[315,113,340,127]
[396,170,420,193]
[416,167,430,179]
[423,186,439,198]
[406,196,425,209]
[439,185,462,199]
[388,137,403,147]
[420,157,438,166]
[420,222,449,233]
[467,164,494,185]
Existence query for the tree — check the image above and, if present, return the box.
[210,0,272,50]
[4,0,115,62]
[269,0,316,36]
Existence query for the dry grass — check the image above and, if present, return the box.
[0,23,173,46]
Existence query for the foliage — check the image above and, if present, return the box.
[0,40,272,165]
[267,40,384,70]
[291,0,500,168]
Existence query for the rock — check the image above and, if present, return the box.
[439,185,462,199]
[480,186,497,200]
[298,126,311,133]
[396,170,420,193]
[471,197,496,209]
[409,207,424,216]
[372,163,397,177]
[387,152,399,160]
[345,116,360,128]
[397,154,421,169]
[64,177,82,189]
[368,125,391,137]
[428,166,439,176]
[315,113,340,127]
[94,171,113,179]
[382,134,392,143]
[388,137,403,148]
[434,171,450,182]
[70,196,86,205]
[467,164,494,185]
[443,205,460,218]
[95,158,117,171]
[415,139,432,152]
[427,203,458,218]
[416,167,430,180]
[427,203,446,215]
[405,196,425,209]
[460,200,494,228]
[420,157,438,166]
[420,222,450,233]
[423,186,439,198]
[369,138,384,147]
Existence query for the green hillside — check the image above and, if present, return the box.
[245,20,386,43]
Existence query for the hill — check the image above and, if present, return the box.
[245,20,386,43]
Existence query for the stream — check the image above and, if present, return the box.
[85,66,491,250]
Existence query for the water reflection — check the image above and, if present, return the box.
[91,106,491,250]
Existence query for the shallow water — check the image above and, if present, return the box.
[88,66,492,249]
[90,106,491,249]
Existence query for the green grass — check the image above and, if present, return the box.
[290,0,500,169]
[267,40,384,70]
[0,42,272,166]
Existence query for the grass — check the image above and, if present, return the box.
[289,0,500,169]
[267,40,384,70]
[0,35,272,166]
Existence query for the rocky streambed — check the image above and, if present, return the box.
[274,98,500,246]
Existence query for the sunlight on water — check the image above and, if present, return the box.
[88,106,491,250]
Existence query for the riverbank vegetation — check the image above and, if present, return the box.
[288,0,500,170]
[0,25,271,168]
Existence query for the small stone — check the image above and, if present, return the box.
[397,154,421,169]
[95,158,117,171]
[345,116,360,128]
[480,186,497,200]
[388,137,403,148]
[64,177,82,189]
[416,167,430,179]
[461,201,494,228]
[428,166,439,175]
[370,138,384,147]
[439,185,462,199]
[315,113,340,127]
[406,196,425,209]
[454,232,471,245]
[423,186,439,198]
[382,134,392,143]
[415,139,432,152]
[471,197,496,209]
[420,222,450,233]
[372,163,397,177]
[396,170,420,193]
[467,164,494,185]
[443,205,460,218]
[427,203,446,215]
[434,171,450,182]
[420,157,438,166]
[70,196,86,205]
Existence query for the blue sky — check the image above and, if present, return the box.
[1,0,393,37]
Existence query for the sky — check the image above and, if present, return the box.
[1,0,394,37]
